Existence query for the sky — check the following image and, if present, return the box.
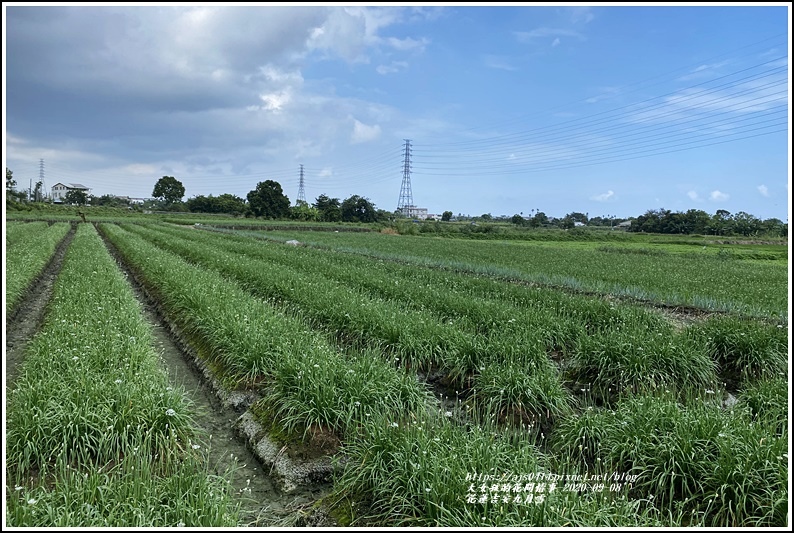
[2,2,791,221]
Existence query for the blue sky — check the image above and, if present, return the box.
[3,3,790,221]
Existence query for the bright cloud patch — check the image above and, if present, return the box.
[710,190,730,202]
[757,184,769,197]
[591,190,614,201]
[351,119,381,144]
[376,61,408,74]
[687,190,701,201]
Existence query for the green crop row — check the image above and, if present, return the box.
[5,222,72,314]
[101,223,787,527]
[102,226,690,526]
[242,228,787,318]
[552,393,787,526]
[6,224,239,527]
[99,223,432,440]
[5,221,49,247]
[130,224,751,409]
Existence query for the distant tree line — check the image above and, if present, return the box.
[629,208,786,237]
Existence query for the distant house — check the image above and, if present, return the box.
[51,182,91,203]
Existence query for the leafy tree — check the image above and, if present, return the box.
[64,189,88,205]
[340,195,377,223]
[6,167,16,191]
[91,194,131,208]
[529,211,549,228]
[290,203,319,221]
[510,214,525,226]
[441,210,453,222]
[313,194,342,222]
[732,211,761,237]
[186,194,246,215]
[681,209,711,234]
[479,213,492,221]
[557,216,575,230]
[152,176,185,205]
[708,209,733,236]
[566,211,589,224]
[247,180,290,219]
[32,180,47,202]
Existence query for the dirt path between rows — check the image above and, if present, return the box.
[95,225,333,527]
[5,223,77,390]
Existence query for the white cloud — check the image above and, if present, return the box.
[569,7,595,24]
[386,36,429,52]
[591,190,614,202]
[687,190,701,201]
[376,61,408,75]
[318,167,333,178]
[757,184,769,197]
[350,118,381,144]
[710,190,730,202]
[259,90,291,112]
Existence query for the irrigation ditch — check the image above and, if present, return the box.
[94,223,338,526]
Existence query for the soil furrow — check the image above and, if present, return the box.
[94,224,334,527]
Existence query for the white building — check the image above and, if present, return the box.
[51,182,91,203]
[399,205,429,219]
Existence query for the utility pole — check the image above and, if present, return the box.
[297,164,306,204]
[397,139,413,216]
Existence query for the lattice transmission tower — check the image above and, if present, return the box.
[396,139,413,215]
[297,164,306,204]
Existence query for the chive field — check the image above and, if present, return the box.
[5,222,71,314]
[4,219,789,527]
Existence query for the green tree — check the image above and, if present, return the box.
[6,167,16,191]
[152,176,185,205]
[566,211,589,224]
[290,203,319,221]
[91,194,131,208]
[313,194,342,222]
[341,195,377,223]
[558,216,575,230]
[64,189,88,205]
[186,194,246,215]
[510,214,525,226]
[529,211,548,228]
[247,180,290,218]
[441,210,453,222]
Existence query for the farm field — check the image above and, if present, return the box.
[5,222,71,314]
[234,228,788,318]
[5,224,241,526]
[4,220,789,527]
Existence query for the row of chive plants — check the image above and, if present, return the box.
[243,228,787,318]
[5,220,47,247]
[114,222,784,525]
[166,222,787,393]
[98,223,688,527]
[131,224,753,411]
[5,224,240,527]
[123,223,577,432]
[5,221,72,314]
[144,222,786,524]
